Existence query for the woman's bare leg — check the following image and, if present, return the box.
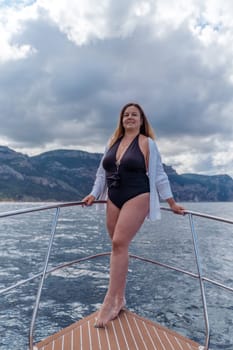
[106,199,120,240]
[95,193,149,327]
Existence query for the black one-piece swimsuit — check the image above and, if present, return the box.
[102,135,150,209]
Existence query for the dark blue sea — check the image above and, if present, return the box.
[0,202,232,350]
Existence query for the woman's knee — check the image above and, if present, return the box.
[112,236,128,253]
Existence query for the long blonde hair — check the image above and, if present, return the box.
[109,102,155,147]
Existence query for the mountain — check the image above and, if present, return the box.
[0,145,232,202]
[164,165,233,202]
[0,146,101,201]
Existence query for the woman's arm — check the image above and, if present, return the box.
[166,197,185,215]
[150,140,185,215]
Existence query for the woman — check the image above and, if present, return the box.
[82,102,185,328]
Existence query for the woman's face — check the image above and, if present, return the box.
[122,105,142,132]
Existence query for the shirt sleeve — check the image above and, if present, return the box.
[90,148,107,199]
[150,140,173,200]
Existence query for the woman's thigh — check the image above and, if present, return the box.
[106,199,120,239]
[113,193,149,246]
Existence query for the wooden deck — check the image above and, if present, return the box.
[35,309,203,350]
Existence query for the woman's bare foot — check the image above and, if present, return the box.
[94,297,126,328]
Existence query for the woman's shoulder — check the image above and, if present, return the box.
[138,134,150,150]
[140,134,156,143]
[139,135,155,141]
[139,134,148,142]
[139,134,159,149]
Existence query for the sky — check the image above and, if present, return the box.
[0,0,233,177]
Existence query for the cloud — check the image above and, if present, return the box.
[0,0,233,177]
[0,1,38,62]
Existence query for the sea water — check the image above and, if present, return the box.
[0,202,232,350]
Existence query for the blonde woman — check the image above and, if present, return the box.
[83,102,185,328]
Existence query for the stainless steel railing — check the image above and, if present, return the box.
[0,201,232,350]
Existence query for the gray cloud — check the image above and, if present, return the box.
[0,1,233,176]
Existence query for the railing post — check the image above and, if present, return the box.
[29,207,60,350]
[188,213,210,350]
